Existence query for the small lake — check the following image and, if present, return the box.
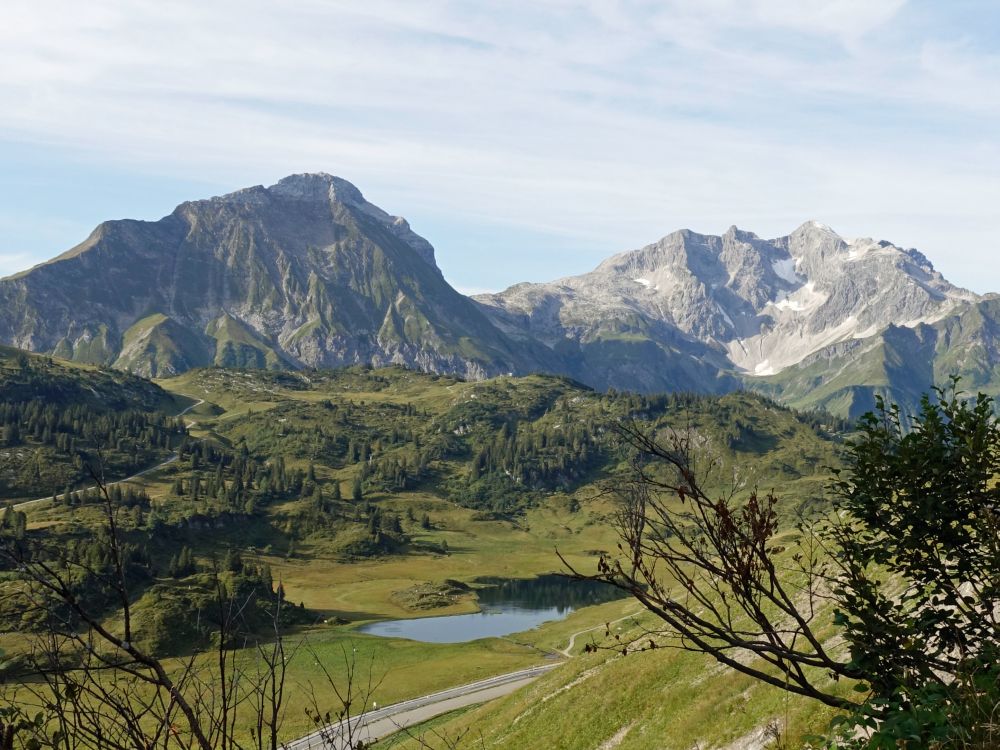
[358,574,626,643]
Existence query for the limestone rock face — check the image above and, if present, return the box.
[3,174,998,418]
[0,174,536,378]
[475,221,981,398]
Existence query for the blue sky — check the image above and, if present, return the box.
[1,0,998,294]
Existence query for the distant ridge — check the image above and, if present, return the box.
[476,220,991,416]
[3,173,999,416]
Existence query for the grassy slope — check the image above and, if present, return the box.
[0,346,184,501]
[0,345,179,411]
[205,312,288,369]
[114,313,210,376]
[374,533,859,750]
[151,366,842,619]
[378,634,842,750]
[9,361,848,747]
[751,302,1000,420]
[151,367,848,746]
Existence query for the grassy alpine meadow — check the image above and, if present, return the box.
[373,545,858,750]
[3,625,548,746]
[244,625,550,743]
[375,639,843,750]
[264,491,621,620]
[2,357,851,748]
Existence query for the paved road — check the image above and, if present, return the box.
[285,663,559,749]
[10,396,204,511]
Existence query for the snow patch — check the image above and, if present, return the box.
[732,313,863,376]
[633,278,651,288]
[754,360,775,376]
[773,298,803,311]
[770,282,826,313]
[771,257,800,284]
[846,240,874,260]
[901,317,931,328]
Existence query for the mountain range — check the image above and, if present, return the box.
[3,172,998,418]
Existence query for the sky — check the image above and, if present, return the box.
[1,0,998,295]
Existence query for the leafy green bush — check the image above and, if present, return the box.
[822,381,1000,747]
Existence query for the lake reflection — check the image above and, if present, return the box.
[358,575,625,643]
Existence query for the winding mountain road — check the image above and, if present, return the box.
[287,608,647,747]
[285,664,559,750]
[10,396,204,511]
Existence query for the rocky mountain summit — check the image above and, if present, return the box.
[2,174,997,417]
[0,174,537,378]
[476,221,987,413]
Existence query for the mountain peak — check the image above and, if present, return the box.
[270,172,364,203]
[0,173,504,376]
[198,173,362,207]
[274,173,438,268]
[480,219,979,385]
[723,225,763,244]
[792,220,839,236]
[177,173,438,269]
[1,189,991,417]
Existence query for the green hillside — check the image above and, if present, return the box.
[1,353,851,746]
[0,346,186,501]
[752,299,1000,420]
[376,595,848,750]
[164,365,845,517]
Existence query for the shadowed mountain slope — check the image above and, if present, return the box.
[0,174,543,379]
[4,175,999,416]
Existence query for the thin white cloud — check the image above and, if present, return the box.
[746,0,907,39]
[0,1,997,292]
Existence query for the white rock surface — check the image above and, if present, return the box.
[476,222,978,377]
